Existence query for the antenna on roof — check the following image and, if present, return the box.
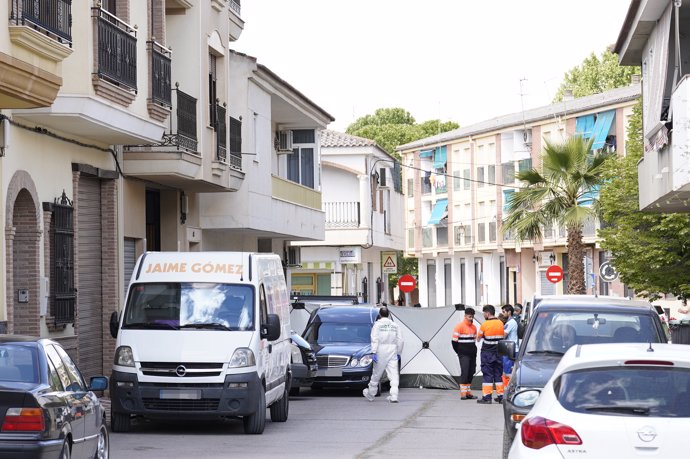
[519,78,529,136]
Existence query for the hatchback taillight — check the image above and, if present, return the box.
[521,416,582,449]
[1,408,45,432]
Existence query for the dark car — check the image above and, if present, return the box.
[498,297,667,459]
[0,335,109,459]
[289,331,318,396]
[302,306,380,389]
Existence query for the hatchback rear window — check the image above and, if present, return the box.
[0,344,39,383]
[556,366,690,417]
[523,311,659,354]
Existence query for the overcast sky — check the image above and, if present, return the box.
[233,0,633,132]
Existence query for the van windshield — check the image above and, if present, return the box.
[123,282,254,331]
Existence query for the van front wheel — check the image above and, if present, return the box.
[243,387,266,434]
[270,383,289,422]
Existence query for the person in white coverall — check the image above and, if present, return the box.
[363,307,404,403]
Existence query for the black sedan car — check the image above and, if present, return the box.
[302,306,381,389]
[289,332,318,396]
[0,335,109,459]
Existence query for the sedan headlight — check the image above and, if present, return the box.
[358,354,374,367]
[512,389,541,408]
[114,346,135,367]
[229,347,256,368]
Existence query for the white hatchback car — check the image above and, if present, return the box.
[509,342,690,458]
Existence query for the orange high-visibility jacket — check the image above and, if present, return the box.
[452,321,477,355]
[478,318,505,352]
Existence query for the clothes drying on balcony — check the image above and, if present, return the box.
[428,199,448,225]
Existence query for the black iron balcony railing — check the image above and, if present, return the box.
[93,7,137,91]
[229,116,242,170]
[149,41,172,107]
[11,0,72,46]
[216,104,227,162]
[230,0,241,16]
[156,88,197,152]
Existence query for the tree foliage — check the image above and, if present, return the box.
[553,49,640,102]
[502,136,610,294]
[598,100,690,300]
[346,108,459,159]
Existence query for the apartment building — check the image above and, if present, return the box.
[398,85,640,308]
[1,0,332,378]
[615,0,690,213]
[289,130,405,304]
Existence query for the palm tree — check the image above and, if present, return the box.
[502,136,609,294]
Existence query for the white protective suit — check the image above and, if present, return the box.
[366,317,404,401]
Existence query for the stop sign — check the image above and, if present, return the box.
[398,274,416,293]
[546,265,564,283]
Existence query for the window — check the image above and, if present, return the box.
[518,158,532,172]
[477,222,485,243]
[463,224,472,245]
[489,221,497,242]
[44,345,71,392]
[54,346,85,392]
[287,130,316,188]
[407,228,414,249]
[463,169,471,190]
[407,178,414,197]
[230,117,242,155]
[488,165,495,184]
[444,259,452,307]
[47,358,63,392]
[453,170,461,191]
[477,166,485,187]
[459,259,466,304]
[502,162,515,184]
[209,54,217,127]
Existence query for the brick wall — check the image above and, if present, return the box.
[101,179,119,375]
[11,190,40,336]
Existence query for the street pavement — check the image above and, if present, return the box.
[109,387,504,458]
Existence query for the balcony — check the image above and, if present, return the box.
[638,75,690,212]
[147,40,172,122]
[3,0,72,108]
[324,201,360,229]
[228,0,244,42]
[92,7,137,104]
[123,89,243,192]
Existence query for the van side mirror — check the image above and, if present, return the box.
[261,313,281,341]
[109,311,120,339]
[498,340,516,360]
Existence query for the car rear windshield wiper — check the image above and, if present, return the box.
[179,322,232,331]
[527,350,565,355]
[123,322,179,330]
[584,406,651,416]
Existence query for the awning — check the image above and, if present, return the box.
[575,115,595,139]
[591,110,615,150]
[419,149,433,158]
[502,189,515,212]
[428,199,448,225]
[433,146,447,169]
[577,185,600,207]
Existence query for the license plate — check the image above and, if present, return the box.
[160,389,201,400]
[317,368,342,377]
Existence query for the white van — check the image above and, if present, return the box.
[109,252,291,434]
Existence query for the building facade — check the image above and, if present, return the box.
[289,131,405,304]
[398,85,640,308]
[1,0,334,378]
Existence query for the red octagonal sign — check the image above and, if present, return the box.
[546,265,564,284]
[398,274,416,293]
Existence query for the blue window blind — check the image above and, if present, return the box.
[575,115,595,139]
[420,149,433,158]
[428,199,448,225]
[591,110,615,150]
[577,185,600,207]
[502,189,515,212]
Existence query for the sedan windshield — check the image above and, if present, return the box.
[123,282,254,331]
[557,367,690,417]
[524,311,658,354]
[306,322,372,344]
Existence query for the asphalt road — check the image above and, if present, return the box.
[109,387,504,459]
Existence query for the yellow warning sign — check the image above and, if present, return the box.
[381,251,397,274]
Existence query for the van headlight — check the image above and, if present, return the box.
[229,348,256,368]
[114,346,135,367]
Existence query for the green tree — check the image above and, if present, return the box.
[503,137,609,294]
[553,49,640,102]
[598,100,690,301]
[346,108,459,159]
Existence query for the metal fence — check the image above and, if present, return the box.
[11,0,72,45]
[150,41,172,106]
[93,7,137,90]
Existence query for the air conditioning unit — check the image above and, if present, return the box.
[378,167,389,188]
[276,130,293,153]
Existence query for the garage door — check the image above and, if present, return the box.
[77,176,103,379]
[123,238,136,300]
